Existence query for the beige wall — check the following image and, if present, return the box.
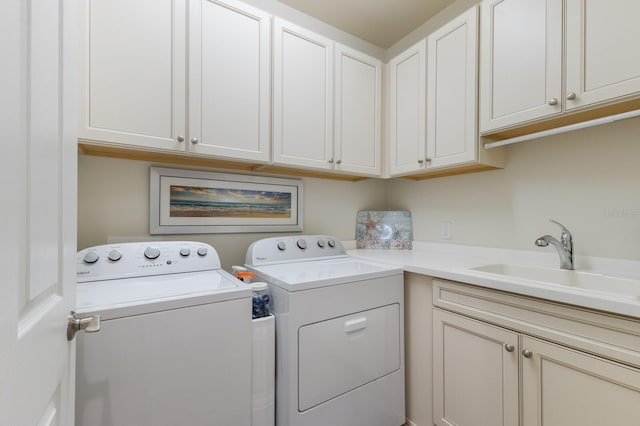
[78,116,640,269]
[77,155,386,270]
[387,116,640,261]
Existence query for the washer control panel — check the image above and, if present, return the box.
[77,241,220,282]
[245,235,347,266]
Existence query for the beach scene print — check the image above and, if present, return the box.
[170,185,292,218]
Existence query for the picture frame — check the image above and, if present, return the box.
[149,167,303,234]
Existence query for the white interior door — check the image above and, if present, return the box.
[0,0,77,424]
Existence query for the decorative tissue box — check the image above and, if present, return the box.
[356,211,413,249]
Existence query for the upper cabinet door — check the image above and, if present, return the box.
[273,18,334,170]
[479,0,562,132]
[426,6,478,169]
[388,40,427,176]
[334,43,382,176]
[78,0,186,151]
[565,0,640,110]
[188,0,270,162]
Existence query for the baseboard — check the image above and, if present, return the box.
[404,419,418,426]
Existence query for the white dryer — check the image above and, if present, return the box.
[75,241,252,426]
[245,235,405,426]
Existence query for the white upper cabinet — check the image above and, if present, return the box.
[427,6,478,169]
[480,0,563,133]
[334,43,382,176]
[481,0,640,134]
[388,7,497,178]
[388,40,427,176]
[273,18,334,170]
[188,0,270,162]
[78,0,186,150]
[565,0,640,110]
[79,0,270,163]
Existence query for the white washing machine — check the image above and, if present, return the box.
[75,241,252,426]
[245,235,405,426]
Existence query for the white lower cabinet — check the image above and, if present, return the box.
[433,280,640,426]
[521,336,640,426]
[433,309,519,426]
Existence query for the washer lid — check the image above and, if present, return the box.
[76,270,250,320]
[247,258,403,292]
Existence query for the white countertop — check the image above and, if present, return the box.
[346,242,640,319]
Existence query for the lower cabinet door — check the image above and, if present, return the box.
[521,336,640,426]
[433,308,519,426]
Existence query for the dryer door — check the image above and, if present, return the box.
[298,303,401,411]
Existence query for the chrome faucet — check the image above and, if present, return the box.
[535,219,574,270]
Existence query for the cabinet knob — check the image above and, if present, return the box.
[566,92,577,101]
[504,343,515,353]
[548,98,558,106]
[425,157,432,163]
[190,137,199,145]
[522,349,533,359]
[328,158,334,164]
[336,159,342,165]
[177,135,185,143]
[417,159,424,164]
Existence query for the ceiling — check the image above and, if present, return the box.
[278,0,455,48]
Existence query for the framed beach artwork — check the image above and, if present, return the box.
[150,167,303,234]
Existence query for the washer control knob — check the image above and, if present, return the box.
[83,251,99,264]
[327,239,336,248]
[179,248,191,257]
[277,241,286,251]
[297,239,307,250]
[107,250,122,262]
[197,247,208,257]
[317,240,326,248]
[144,246,161,260]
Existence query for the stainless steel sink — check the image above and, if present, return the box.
[471,264,640,298]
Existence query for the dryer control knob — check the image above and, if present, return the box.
[107,250,122,262]
[179,248,191,257]
[327,239,336,248]
[297,239,307,250]
[197,247,208,257]
[83,251,99,264]
[277,241,286,251]
[317,240,326,248]
[144,246,161,260]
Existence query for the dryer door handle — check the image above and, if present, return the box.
[344,317,367,333]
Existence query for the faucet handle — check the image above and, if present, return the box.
[549,219,572,243]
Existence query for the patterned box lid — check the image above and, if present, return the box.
[356,211,412,249]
